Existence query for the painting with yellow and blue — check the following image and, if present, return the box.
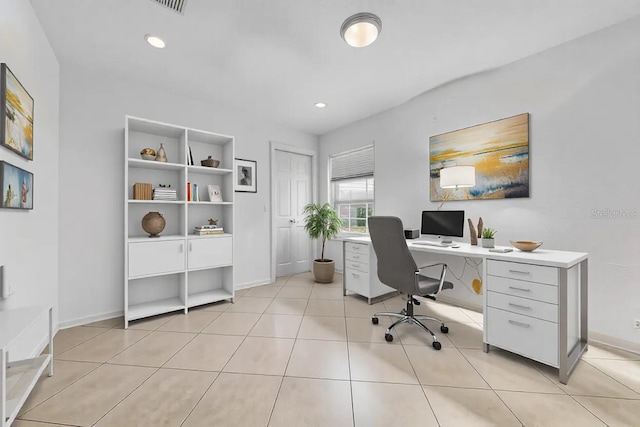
[1,63,34,160]
[430,113,529,202]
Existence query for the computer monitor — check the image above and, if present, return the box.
[421,210,465,244]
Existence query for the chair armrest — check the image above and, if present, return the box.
[415,263,449,294]
[416,262,447,270]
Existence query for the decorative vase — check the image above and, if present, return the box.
[481,238,495,249]
[142,212,166,237]
[155,143,167,162]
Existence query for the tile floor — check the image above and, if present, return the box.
[12,272,640,426]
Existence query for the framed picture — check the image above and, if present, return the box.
[207,184,222,202]
[235,158,257,193]
[1,161,33,209]
[1,64,34,160]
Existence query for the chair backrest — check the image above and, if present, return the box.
[368,216,419,295]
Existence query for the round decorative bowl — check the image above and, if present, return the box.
[140,148,156,158]
[142,212,165,237]
[201,156,220,168]
[510,240,543,252]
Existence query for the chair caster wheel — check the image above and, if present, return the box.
[440,325,449,334]
[385,333,394,342]
[432,341,442,350]
[372,317,379,325]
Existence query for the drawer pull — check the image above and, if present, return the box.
[508,303,531,310]
[508,269,531,275]
[352,255,360,259]
[508,320,530,328]
[189,243,193,252]
[508,286,531,292]
[351,264,360,268]
[179,244,183,253]
[353,246,361,250]
[351,273,360,278]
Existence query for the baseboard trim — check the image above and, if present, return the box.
[589,332,640,355]
[59,310,124,330]
[235,278,272,290]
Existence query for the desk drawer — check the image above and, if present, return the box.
[345,260,368,274]
[345,270,370,296]
[345,242,370,256]
[487,276,558,304]
[488,291,557,323]
[487,260,558,286]
[345,251,368,265]
[486,307,558,367]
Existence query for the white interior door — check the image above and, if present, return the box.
[275,150,312,277]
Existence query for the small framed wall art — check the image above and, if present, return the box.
[234,158,257,193]
[1,161,33,209]
[1,63,34,160]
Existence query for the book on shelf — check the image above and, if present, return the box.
[194,229,225,235]
[195,225,222,230]
[188,146,194,166]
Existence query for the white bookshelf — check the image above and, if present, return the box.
[124,116,235,328]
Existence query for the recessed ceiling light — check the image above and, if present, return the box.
[145,34,166,49]
[340,12,382,48]
[315,102,327,108]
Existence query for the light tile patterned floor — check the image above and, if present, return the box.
[15,272,640,426]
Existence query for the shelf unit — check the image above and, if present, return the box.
[1,306,53,427]
[124,116,235,328]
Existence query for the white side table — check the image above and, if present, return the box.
[1,306,53,427]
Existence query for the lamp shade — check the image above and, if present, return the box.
[440,166,476,189]
[340,13,382,48]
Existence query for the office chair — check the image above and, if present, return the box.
[368,216,454,350]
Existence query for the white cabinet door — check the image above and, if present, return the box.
[188,237,232,270]
[129,240,185,278]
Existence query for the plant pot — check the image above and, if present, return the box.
[313,259,335,283]
[481,238,495,248]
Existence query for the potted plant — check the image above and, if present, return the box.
[303,202,343,283]
[481,227,497,248]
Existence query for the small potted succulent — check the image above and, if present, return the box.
[303,202,343,283]
[481,228,497,248]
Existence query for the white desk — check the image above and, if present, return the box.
[342,237,588,384]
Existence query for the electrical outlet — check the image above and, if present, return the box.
[635,319,640,329]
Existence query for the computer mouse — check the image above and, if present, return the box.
[451,245,460,248]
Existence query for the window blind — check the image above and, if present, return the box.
[330,145,374,181]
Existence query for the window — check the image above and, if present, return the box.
[330,145,374,233]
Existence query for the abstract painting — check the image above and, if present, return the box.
[1,161,33,209]
[1,63,34,160]
[430,113,529,201]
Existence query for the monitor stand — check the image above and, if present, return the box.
[440,237,453,245]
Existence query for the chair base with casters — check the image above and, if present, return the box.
[372,294,449,350]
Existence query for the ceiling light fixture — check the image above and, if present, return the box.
[340,12,382,48]
[144,34,166,49]
[315,102,327,108]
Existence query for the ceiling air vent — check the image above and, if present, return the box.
[150,0,187,14]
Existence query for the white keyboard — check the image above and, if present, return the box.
[412,241,449,247]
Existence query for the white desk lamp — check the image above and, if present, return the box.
[438,165,476,210]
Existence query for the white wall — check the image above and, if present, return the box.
[57,64,317,326]
[0,0,60,357]
[320,16,640,350]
